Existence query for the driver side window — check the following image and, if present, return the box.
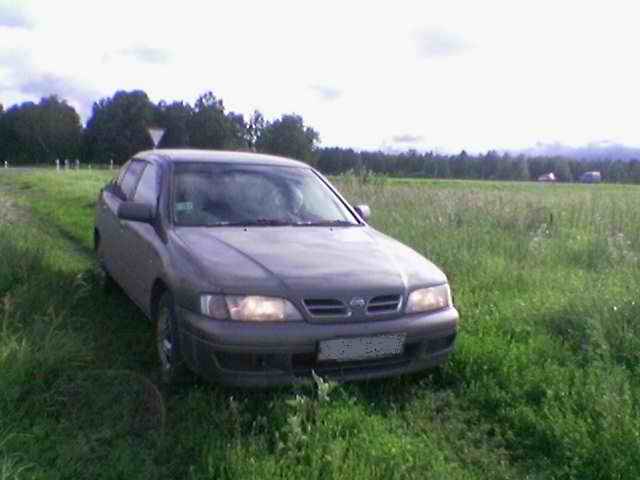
[119,160,146,200]
[133,163,159,206]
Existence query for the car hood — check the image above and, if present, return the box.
[174,226,447,296]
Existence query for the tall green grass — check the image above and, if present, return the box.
[1,171,639,479]
[0,196,164,478]
[339,177,640,478]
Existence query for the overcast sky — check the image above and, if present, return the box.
[1,0,639,153]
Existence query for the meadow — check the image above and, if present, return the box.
[1,169,639,479]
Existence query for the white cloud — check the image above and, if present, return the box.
[17,72,100,117]
[413,27,472,59]
[104,45,172,65]
[392,134,424,144]
[0,42,99,117]
[309,85,342,101]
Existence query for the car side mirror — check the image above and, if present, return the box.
[117,201,155,223]
[354,204,371,221]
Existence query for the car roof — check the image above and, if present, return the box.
[134,149,310,169]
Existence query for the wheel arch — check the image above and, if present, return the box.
[150,278,170,321]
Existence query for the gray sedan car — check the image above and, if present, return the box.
[95,149,458,387]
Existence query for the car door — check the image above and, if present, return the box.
[97,160,133,283]
[119,161,165,315]
[107,159,147,299]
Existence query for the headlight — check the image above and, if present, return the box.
[406,285,452,314]
[200,294,303,322]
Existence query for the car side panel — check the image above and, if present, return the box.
[119,221,166,317]
[97,188,126,281]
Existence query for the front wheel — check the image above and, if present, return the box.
[156,292,190,385]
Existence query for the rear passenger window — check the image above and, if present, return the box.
[133,163,159,206]
[120,160,146,199]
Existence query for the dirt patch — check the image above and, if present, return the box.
[0,184,29,226]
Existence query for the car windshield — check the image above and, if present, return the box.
[172,163,360,227]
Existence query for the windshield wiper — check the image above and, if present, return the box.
[251,218,294,226]
[205,219,357,227]
[209,218,294,227]
[293,220,357,227]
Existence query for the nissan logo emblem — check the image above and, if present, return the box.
[350,297,366,308]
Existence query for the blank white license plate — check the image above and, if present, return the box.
[317,334,406,362]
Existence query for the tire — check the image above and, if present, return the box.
[156,291,190,385]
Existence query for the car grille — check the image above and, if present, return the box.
[367,294,402,314]
[303,298,349,317]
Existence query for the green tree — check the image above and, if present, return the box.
[255,114,319,164]
[225,111,249,150]
[434,155,450,178]
[552,157,572,182]
[0,103,7,162]
[451,150,470,178]
[317,147,361,175]
[0,96,82,164]
[512,155,530,181]
[496,153,512,180]
[155,101,193,148]
[247,110,265,150]
[608,160,626,183]
[188,92,231,149]
[628,160,640,184]
[83,90,156,163]
[481,150,499,179]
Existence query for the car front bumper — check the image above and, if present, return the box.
[176,306,459,388]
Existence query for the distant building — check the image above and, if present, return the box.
[580,171,602,183]
[538,172,556,182]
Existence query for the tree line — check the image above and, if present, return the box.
[2,90,640,183]
[318,148,640,183]
[0,90,319,166]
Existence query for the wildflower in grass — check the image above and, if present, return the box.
[608,232,638,264]
[529,223,550,254]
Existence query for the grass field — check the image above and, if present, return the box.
[1,170,640,479]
